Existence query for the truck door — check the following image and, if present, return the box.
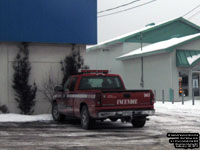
[64,77,78,116]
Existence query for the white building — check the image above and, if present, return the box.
[0,0,97,114]
[85,17,200,102]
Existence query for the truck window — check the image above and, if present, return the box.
[69,77,78,91]
[64,77,78,91]
[79,76,123,90]
[64,78,71,91]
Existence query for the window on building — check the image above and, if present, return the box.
[179,72,189,96]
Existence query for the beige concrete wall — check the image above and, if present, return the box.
[0,42,86,114]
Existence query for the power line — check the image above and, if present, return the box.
[188,9,200,19]
[98,0,157,18]
[98,0,140,14]
[182,3,200,17]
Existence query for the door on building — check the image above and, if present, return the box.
[192,73,200,96]
[179,72,189,97]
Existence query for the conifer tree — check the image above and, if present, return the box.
[61,45,89,85]
[12,42,37,114]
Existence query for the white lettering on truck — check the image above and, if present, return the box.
[117,99,138,105]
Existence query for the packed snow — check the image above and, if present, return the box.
[154,100,200,116]
[117,33,200,60]
[0,100,199,123]
[187,54,200,65]
[0,114,52,122]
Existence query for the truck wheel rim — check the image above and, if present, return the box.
[53,105,59,119]
[82,111,88,126]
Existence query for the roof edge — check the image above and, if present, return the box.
[166,35,200,52]
[116,49,168,60]
[88,17,200,51]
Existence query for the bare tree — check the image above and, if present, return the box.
[40,68,61,104]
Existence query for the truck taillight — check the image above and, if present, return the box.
[150,91,154,105]
[96,93,102,106]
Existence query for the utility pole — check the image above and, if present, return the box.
[140,32,144,88]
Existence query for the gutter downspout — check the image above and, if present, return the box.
[140,32,144,88]
[191,68,195,105]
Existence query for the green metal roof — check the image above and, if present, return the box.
[117,33,200,60]
[176,50,200,67]
[87,17,200,51]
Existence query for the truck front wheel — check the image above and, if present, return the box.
[52,102,65,122]
[80,105,95,129]
[131,116,146,128]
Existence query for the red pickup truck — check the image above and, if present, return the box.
[52,70,155,129]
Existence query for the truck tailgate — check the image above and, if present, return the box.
[100,90,153,107]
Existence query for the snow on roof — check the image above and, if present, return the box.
[117,33,200,60]
[187,54,200,65]
[87,17,189,50]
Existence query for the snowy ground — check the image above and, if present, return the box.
[0,100,199,123]
[151,100,200,133]
[0,100,199,150]
[0,114,52,122]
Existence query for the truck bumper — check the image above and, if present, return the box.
[98,109,155,118]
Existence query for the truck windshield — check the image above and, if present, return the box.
[79,76,124,90]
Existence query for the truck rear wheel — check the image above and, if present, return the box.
[131,116,146,128]
[80,105,95,129]
[109,118,118,122]
[52,102,65,122]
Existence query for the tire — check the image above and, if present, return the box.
[80,105,95,129]
[131,116,146,128]
[109,118,118,122]
[52,102,65,122]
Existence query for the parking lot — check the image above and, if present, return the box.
[0,112,199,150]
[0,101,200,150]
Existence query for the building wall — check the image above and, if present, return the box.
[177,38,200,50]
[0,0,97,44]
[85,43,124,73]
[176,38,200,100]
[86,42,173,101]
[122,42,149,54]
[85,42,150,72]
[170,49,180,101]
[0,42,86,114]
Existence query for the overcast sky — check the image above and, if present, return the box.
[97,0,200,43]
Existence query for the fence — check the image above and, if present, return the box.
[153,89,197,105]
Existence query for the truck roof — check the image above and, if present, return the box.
[71,73,121,77]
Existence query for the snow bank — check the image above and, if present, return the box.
[187,54,200,65]
[0,114,52,122]
[0,100,199,123]
[154,100,200,116]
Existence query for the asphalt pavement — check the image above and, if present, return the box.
[0,112,199,150]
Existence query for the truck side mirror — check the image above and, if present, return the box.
[54,86,63,92]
